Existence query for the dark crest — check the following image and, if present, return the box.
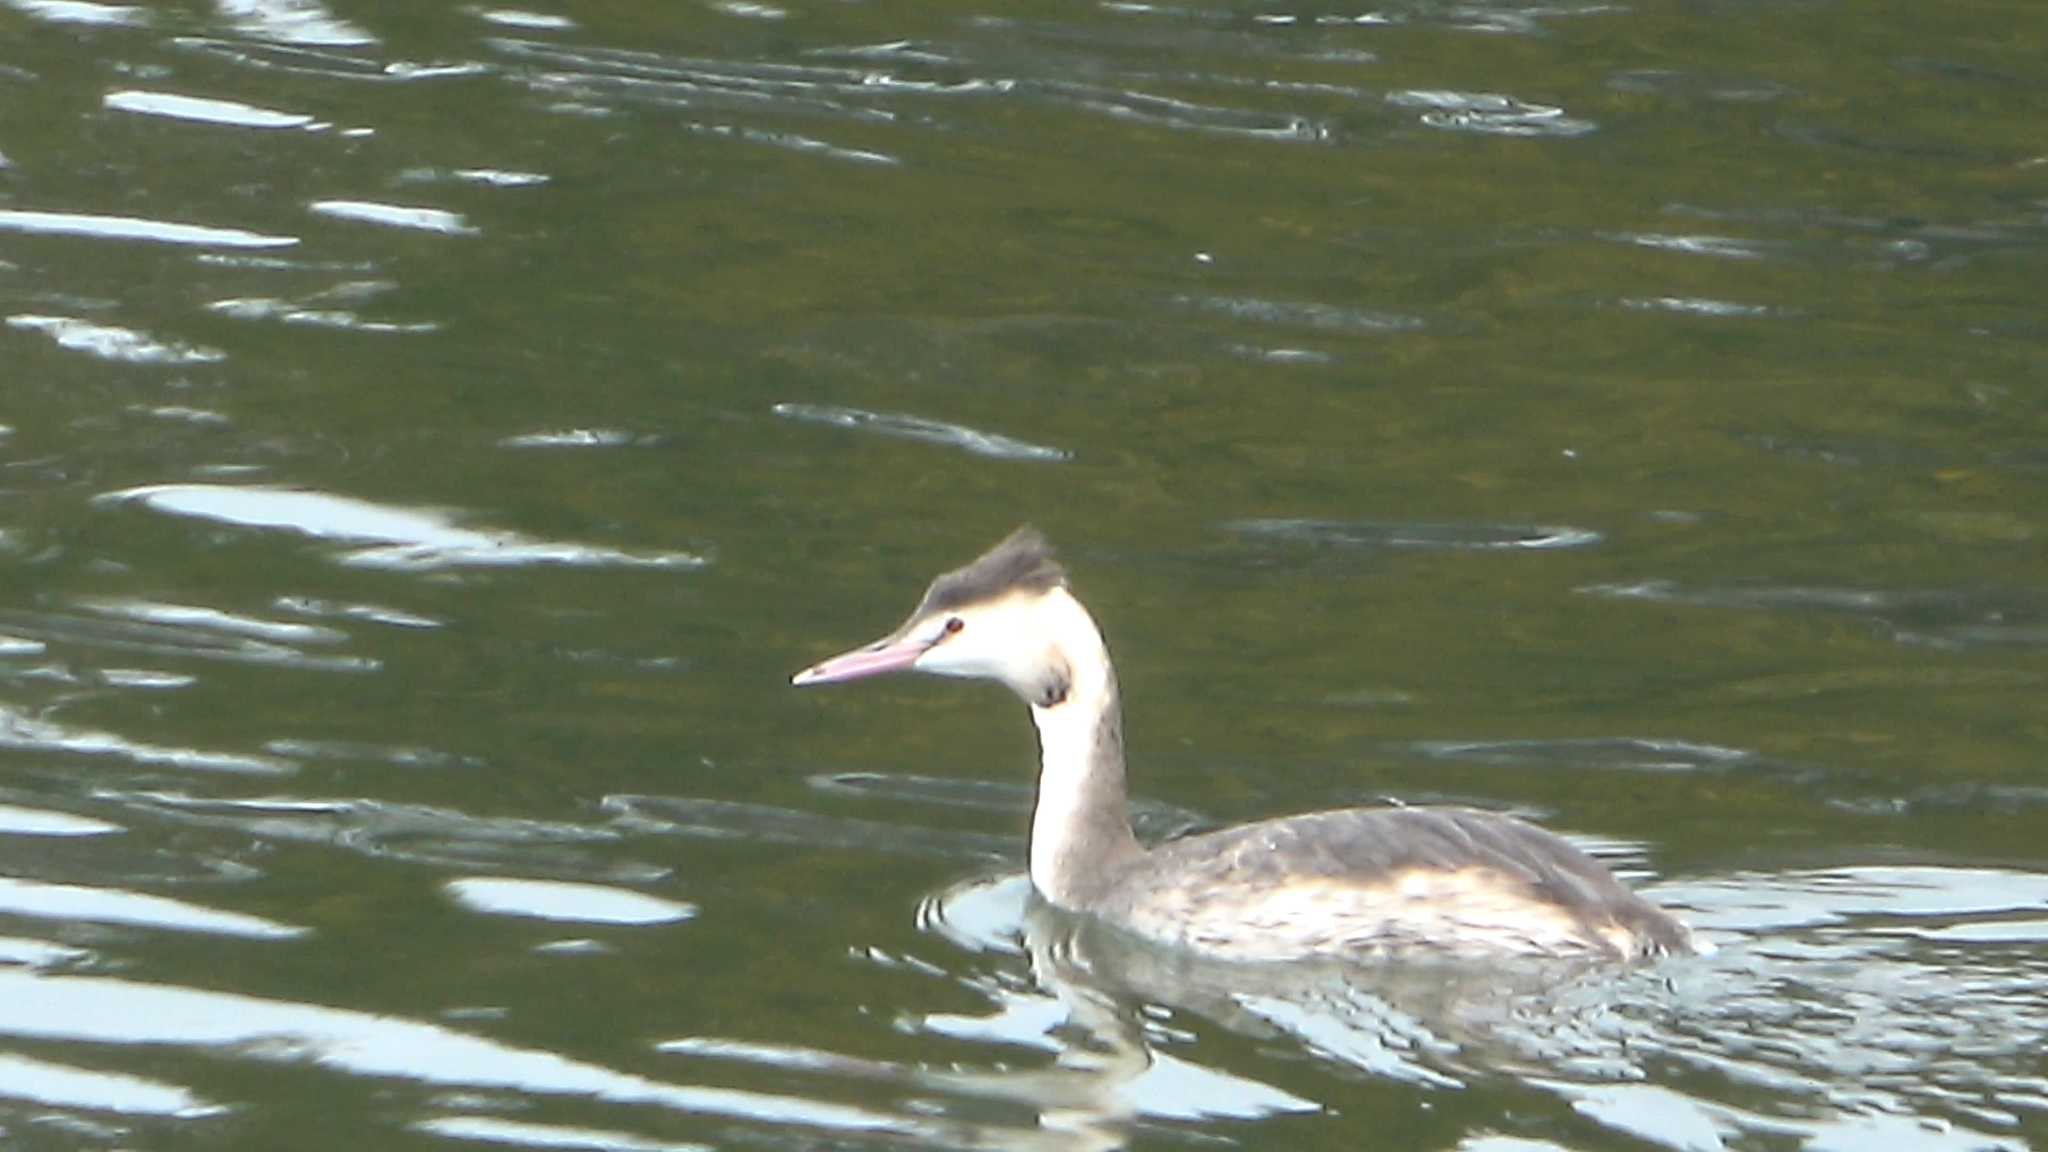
[916,527,1066,616]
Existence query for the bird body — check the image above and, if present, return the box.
[794,528,1694,962]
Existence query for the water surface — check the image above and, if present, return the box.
[1,1,2045,1148]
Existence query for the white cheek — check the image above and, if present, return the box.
[916,653,972,679]
[912,622,1038,685]
[915,641,996,679]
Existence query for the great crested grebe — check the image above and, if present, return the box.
[793,528,1696,962]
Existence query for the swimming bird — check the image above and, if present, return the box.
[792,528,1696,962]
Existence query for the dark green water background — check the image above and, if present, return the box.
[1,1,2044,1149]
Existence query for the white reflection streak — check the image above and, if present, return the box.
[7,314,227,364]
[207,295,441,334]
[0,209,297,247]
[0,1051,218,1116]
[772,403,1069,462]
[2,1,145,25]
[0,877,304,938]
[215,0,374,47]
[99,484,704,572]
[82,597,347,645]
[0,704,296,775]
[1611,232,1765,260]
[0,802,121,836]
[419,1115,706,1151]
[105,89,319,129]
[445,877,696,925]
[310,199,479,235]
[0,970,910,1135]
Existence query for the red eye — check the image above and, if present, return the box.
[943,617,965,635]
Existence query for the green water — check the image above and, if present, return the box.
[0,1,2044,1148]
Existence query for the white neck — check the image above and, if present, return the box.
[1025,589,1143,906]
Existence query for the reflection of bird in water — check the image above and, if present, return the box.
[937,873,1659,1084]
[796,528,1696,962]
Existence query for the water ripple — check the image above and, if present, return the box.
[497,38,914,121]
[498,43,912,166]
[1658,200,2043,271]
[1405,736,1782,776]
[273,595,442,630]
[496,31,1334,153]
[1227,343,1336,364]
[808,771,1028,813]
[171,37,491,83]
[1171,295,1425,333]
[1738,431,1944,469]
[0,970,925,1137]
[135,404,232,426]
[1028,80,1327,142]
[1229,518,1603,552]
[0,1051,216,1117]
[103,89,321,130]
[3,1,146,27]
[494,37,981,107]
[1580,580,2048,649]
[445,878,695,926]
[713,2,786,20]
[473,9,577,33]
[1841,781,2048,821]
[104,791,653,878]
[0,209,297,248]
[1606,231,1772,260]
[498,428,639,449]
[218,0,374,47]
[7,314,227,364]
[0,704,296,775]
[808,771,1203,839]
[1666,865,2048,935]
[1606,69,1794,104]
[81,598,347,647]
[418,1116,707,1151]
[1426,2,1625,35]
[309,199,479,236]
[99,669,198,689]
[679,121,899,166]
[208,294,440,334]
[916,863,2048,1147]
[0,802,121,836]
[0,876,304,938]
[0,600,374,673]
[667,1009,1318,1127]
[1619,296,1781,318]
[974,12,1373,67]
[1387,89,1596,137]
[99,484,706,572]
[1773,116,1985,162]
[773,403,1070,462]
[192,252,377,272]
[262,739,479,769]
[604,794,1015,862]
[396,166,550,188]
[803,39,956,67]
